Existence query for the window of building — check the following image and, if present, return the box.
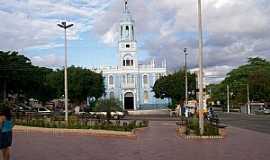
[123,75,126,83]
[144,91,149,103]
[126,44,130,48]
[126,26,129,30]
[143,75,148,85]
[126,60,130,66]
[121,26,123,38]
[127,74,134,84]
[109,75,114,85]
[123,55,134,67]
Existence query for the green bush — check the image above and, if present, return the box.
[203,123,219,136]
[186,116,200,135]
[186,116,219,136]
[14,116,148,132]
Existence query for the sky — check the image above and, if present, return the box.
[0,0,270,84]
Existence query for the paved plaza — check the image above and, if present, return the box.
[11,120,270,160]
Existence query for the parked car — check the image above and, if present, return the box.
[32,107,52,114]
[13,104,32,113]
[255,108,270,115]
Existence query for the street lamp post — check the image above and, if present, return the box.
[197,0,204,135]
[227,85,230,113]
[247,84,250,115]
[184,48,188,106]
[57,21,74,123]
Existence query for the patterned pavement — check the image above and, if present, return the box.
[11,121,270,160]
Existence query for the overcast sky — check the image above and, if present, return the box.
[0,0,270,83]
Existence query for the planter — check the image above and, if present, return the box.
[176,125,186,136]
[219,127,226,137]
[13,125,143,139]
[176,125,226,139]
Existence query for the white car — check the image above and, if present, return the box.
[256,108,270,115]
[263,108,270,114]
[34,107,52,114]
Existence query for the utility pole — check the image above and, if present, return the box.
[197,0,204,135]
[184,48,188,106]
[227,85,230,113]
[247,84,250,115]
[57,21,74,123]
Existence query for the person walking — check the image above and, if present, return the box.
[0,103,13,160]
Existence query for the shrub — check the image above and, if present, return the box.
[14,116,148,131]
[185,116,219,136]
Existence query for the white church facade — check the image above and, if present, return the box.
[94,1,170,110]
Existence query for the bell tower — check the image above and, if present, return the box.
[118,0,137,69]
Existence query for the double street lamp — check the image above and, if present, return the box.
[184,48,188,106]
[57,21,74,123]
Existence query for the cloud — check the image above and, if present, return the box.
[0,0,111,50]
[31,54,64,68]
[1,0,270,84]
[91,0,270,83]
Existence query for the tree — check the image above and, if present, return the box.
[0,51,105,105]
[153,69,197,108]
[46,66,105,105]
[94,98,122,120]
[210,57,270,107]
[24,66,56,104]
[0,51,33,102]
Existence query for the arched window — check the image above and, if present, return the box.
[143,75,148,85]
[123,54,134,66]
[144,91,149,103]
[126,60,130,66]
[109,75,113,85]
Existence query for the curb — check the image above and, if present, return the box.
[13,125,140,139]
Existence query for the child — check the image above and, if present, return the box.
[0,103,13,160]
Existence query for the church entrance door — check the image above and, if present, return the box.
[124,92,134,110]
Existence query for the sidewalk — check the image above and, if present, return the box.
[12,121,270,160]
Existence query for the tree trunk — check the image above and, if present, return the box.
[3,79,7,102]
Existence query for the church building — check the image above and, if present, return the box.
[94,1,170,110]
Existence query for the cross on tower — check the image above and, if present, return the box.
[124,0,128,12]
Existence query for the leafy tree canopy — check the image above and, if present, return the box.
[153,69,197,107]
[209,57,270,106]
[0,51,105,105]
